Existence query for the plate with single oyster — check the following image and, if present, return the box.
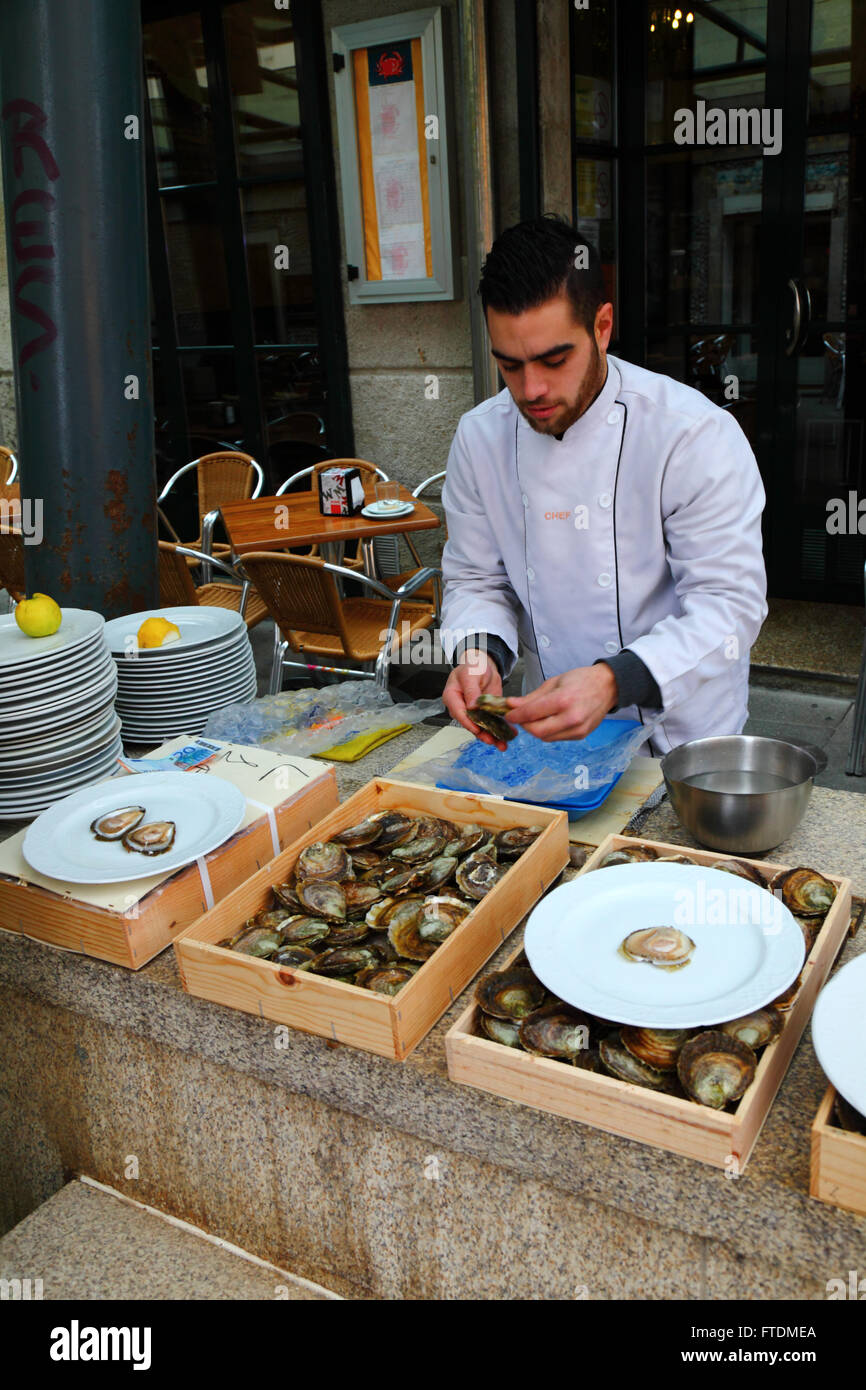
[23,771,246,883]
[523,862,805,1027]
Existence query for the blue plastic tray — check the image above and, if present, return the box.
[434,717,643,819]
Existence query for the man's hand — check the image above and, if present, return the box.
[442,649,506,749]
[504,664,618,742]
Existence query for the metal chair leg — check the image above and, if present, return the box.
[269,637,289,695]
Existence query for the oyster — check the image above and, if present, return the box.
[620,1026,692,1072]
[342,882,385,917]
[390,834,447,863]
[367,811,418,849]
[365,930,399,963]
[467,694,517,743]
[91,806,145,841]
[417,895,471,945]
[495,825,544,858]
[277,916,331,948]
[272,882,303,911]
[770,866,837,917]
[599,1036,677,1092]
[386,898,436,962]
[597,846,658,867]
[573,1048,604,1073]
[475,967,545,1020]
[456,851,503,900]
[365,896,396,931]
[710,858,766,887]
[480,1014,523,1047]
[273,945,317,968]
[413,854,459,891]
[247,908,295,932]
[355,963,419,995]
[677,1031,756,1109]
[122,820,176,856]
[770,973,802,1011]
[228,926,281,959]
[720,1009,782,1050]
[296,879,346,921]
[310,945,381,978]
[349,849,383,871]
[296,840,350,882]
[656,854,696,865]
[452,823,487,855]
[333,818,384,849]
[325,920,370,947]
[834,1093,866,1136]
[620,926,695,969]
[519,1002,592,1059]
[793,914,819,955]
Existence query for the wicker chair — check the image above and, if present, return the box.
[0,447,20,507]
[238,550,440,694]
[158,450,264,580]
[377,470,446,609]
[0,525,26,603]
[158,542,268,629]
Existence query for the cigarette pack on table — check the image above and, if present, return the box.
[317,466,365,516]
[0,739,338,969]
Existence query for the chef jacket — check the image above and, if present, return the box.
[440,353,768,755]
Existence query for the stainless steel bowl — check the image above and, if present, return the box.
[661,735,824,854]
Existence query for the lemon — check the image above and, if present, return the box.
[14,592,62,638]
[137,616,181,649]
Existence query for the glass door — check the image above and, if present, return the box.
[571,0,866,603]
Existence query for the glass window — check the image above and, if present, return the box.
[646,3,767,145]
[241,182,314,344]
[224,0,303,179]
[144,13,214,186]
[161,190,233,347]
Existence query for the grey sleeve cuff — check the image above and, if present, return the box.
[452,632,515,680]
[595,650,663,711]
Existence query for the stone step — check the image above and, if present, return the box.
[0,1179,341,1301]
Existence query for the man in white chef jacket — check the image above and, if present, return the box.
[441,215,767,756]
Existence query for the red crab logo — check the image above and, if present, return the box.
[376,50,404,79]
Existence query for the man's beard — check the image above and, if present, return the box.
[521,340,607,436]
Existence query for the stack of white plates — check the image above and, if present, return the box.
[104,606,258,743]
[0,610,122,820]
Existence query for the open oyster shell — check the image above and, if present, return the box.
[90,806,145,841]
[620,926,695,969]
[122,820,176,856]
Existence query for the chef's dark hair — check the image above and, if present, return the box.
[479,215,606,331]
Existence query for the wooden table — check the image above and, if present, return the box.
[219,484,440,577]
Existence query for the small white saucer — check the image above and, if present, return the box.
[362,501,415,519]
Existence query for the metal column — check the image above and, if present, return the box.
[0,0,157,616]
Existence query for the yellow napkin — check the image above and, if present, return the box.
[316,723,412,762]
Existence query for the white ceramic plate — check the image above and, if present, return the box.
[110,630,249,674]
[0,610,105,669]
[114,652,255,690]
[0,728,124,788]
[0,654,116,722]
[0,740,123,802]
[104,607,243,657]
[0,637,106,693]
[0,741,124,819]
[361,501,414,519]
[115,675,257,715]
[524,863,805,1028]
[812,954,866,1117]
[0,710,120,769]
[22,770,247,883]
[0,686,118,744]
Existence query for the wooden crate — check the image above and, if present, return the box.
[446,834,852,1172]
[811,1085,866,1217]
[0,769,338,969]
[174,778,569,1060]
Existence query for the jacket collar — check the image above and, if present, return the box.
[514,355,623,446]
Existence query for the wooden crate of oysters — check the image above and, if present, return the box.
[811,1085,866,1217]
[445,834,852,1171]
[174,778,569,1060]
